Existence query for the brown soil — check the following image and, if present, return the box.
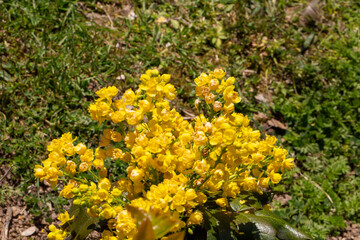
[327,222,360,240]
[0,164,103,240]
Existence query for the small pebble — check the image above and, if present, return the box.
[21,226,38,237]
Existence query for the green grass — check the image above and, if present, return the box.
[1,0,359,239]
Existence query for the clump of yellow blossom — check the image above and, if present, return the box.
[34,69,295,240]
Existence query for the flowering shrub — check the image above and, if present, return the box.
[34,69,310,240]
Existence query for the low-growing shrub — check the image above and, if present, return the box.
[34,69,310,240]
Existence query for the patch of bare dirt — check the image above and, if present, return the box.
[78,0,135,28]
[0,164,48,239]
[327,221,360,240]
[0,163,103,239]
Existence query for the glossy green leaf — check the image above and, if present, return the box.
[235,213,277,240]
[201,207,231,240]
[229,197,255,212]
[126,205,147,227]
[255,210,312,240]
[133,217,156,240]
[165,231,185,240]
[148,208,180,238]
[66,205,99,240]
[127,205,180,239]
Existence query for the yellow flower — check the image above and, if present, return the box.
[211,68,226,79]
[111,188,122,197]
[93,159,105,169]
[194,131,207,146]
[126,109,143,126]
[101,230,117,240]
[63,143,75,156]
[97,189,109,201]
[78,184,88,192]
[116,210,137,238]
[99,136,110,147]
[35,68,297,239]
[147,69,159,77]
[47,139,62,152]
[216,198,227,207]
[163,84,176,100]
[283,158,294,170]
[171,190,186,212]
[259,177,270,188]
[194,159,210,176]
[195,192,207,204]
[88,101,112,123]
[188,211,203,225]
[79,162,90,172]
[75,143,87,155]
[135,133,149,147]
[138,99,152,113]
[129,168,144,183]
[96,86,118,100]
[80,149,94,163]
[58,210,74,225]
[185,189,197,201]
[161,73,171,82]
[194,73,210,86]
[223,182,240,198]
[205,93,215,104]
[111,131,122,142]
[225,76,235,86]
[242,177,257,191]
[223,103,234,113]
[209,78,219,90]
[213,101,222,112]
[111,148,123,160]
[123,89,137,105]
[60,183,75,199]
[47,224,68,240]
[110,110,126,123]
[269,171,282,184]
[251,153,265,163]
[209,131,223,146]
[98,178,111,191]
[34,165,46,179]
[65,160,77,174]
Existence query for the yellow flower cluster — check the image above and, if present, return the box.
[34,133,77,187]
[194,69,241,113]
[47,224,69,240]
[34,69,294,240]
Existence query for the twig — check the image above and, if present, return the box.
[1,207,13,240]
[0,164,13,185]
[101,4,114,29]
[182,109,196,119]
[298,171,336,212]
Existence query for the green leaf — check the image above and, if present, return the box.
[229,197,255,212]
[235,213,277,240]
[255,210,312,240]
[164,231,185,240]
[126,205,147,227]
[148,208,180,238]
[170,19,180,29]
[127,205,180,239]
[201,207,231,240]
[0,70,11,82]
[133,217,156,240]
[67,205,99,240]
